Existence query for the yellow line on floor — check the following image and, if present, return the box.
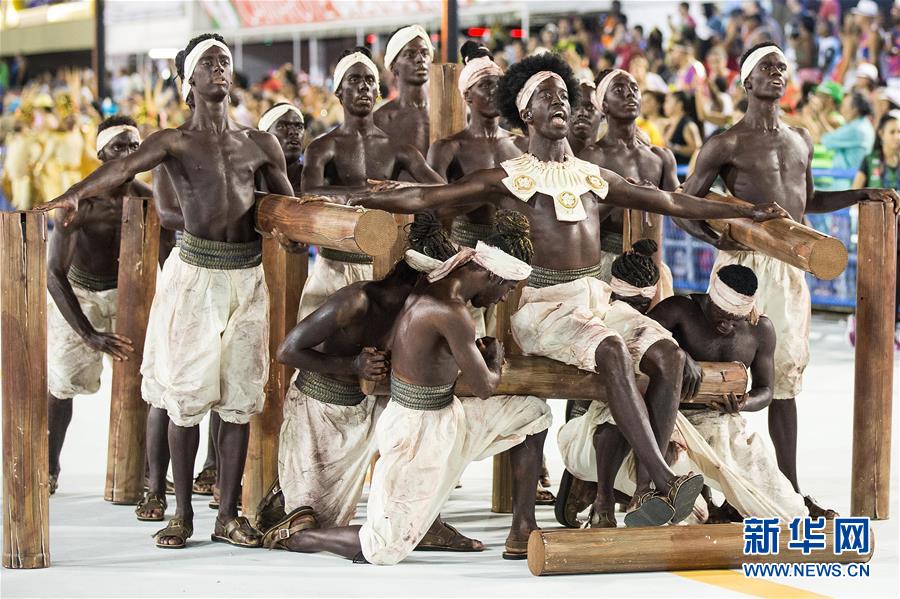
[674,569,829,598]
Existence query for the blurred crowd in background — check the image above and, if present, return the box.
[0,0,898,212]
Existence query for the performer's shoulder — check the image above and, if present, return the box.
[786,124,813,146]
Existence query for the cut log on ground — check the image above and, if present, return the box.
[705,191,848,280]
[527,523,873,576]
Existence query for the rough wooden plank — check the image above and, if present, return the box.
[2,211,50,569]
[851,201,896,519]
[428,63,466,146]
[104,198,159,505]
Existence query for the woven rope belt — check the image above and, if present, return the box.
[600,231,624,254]
[450,218,495,249]
[390,376,455,411]
[319,247,373,265]
[527,262,604,289]
[295,370,366,407]
[67,265,118,291]
[179,232,262,270]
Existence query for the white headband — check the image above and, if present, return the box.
[740,46,786,86]
[516,71,565,113]
[333,52,380,93]
[609,276,657,299]
[258,104,304,132]
[384,25,434,69]
[404,249,443,273]
[458,56,504,94]
[427,241,532,283]
[709,273,759,324]
[594,69,637,113]
[181,39,233,101]
[96,125,140,154]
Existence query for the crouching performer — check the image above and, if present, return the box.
[262,217,552,563]
[649,265,808,522]
[274,214,482,551]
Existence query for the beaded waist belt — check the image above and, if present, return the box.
[179,232,262,270]
[319,247,373,265]
[390,376,455,411]
[68,265,118,291]
[450,218,495,249]
[527,262,604,289]
[295,370,366,407]
[600,232,624,254]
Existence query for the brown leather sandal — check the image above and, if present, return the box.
[154,518,193,549]
[415,522,484,552]
[666,473,705,524]
[192,467,217,496]
[582,506,617,529]
[623,490,675,527]
[502,537,529,560]
[261,506,318,550]
[135,492,167,522]
[211,516,262,548]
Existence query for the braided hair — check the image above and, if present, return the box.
[406,213,457,261]
[486,210,534,265]
[611,239,659,287]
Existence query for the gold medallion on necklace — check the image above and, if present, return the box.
[512,175,535,192]
[586,174,607,191]
[556,191,579,210]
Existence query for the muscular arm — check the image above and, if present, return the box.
[275,286,369,379]
[425,139,455,182]
[656,147,681,192]
[399,144,446,184]
[349,167,504,215]
[299,137,354,196]
[254,131,295,197]
[47,214,95,340]
[151,164,184,232]
[436,304,500,399]
[671,135,733,245]
[743,317,776,412]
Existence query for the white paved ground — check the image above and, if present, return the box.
[2,314,898,598]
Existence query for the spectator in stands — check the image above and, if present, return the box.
[822,91,876,173]
[663,90,702,166]
[668,33,707,91]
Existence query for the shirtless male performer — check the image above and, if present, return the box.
[374,25,434,155]
[42,33,297,549]
[298,47,443,320]
[650,265,808,523]
[275,214,481,551]
[261,213,553,563]
[674,42,899,518]
[258,102,305,194]
[350,52,787,526]
[47,116,147,495]
[567,79,604,156]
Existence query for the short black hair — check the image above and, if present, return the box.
[98,115,137,133]
[340,46,373,61]
[406,213,456,261]
[487,210,534,266]
[739,41,781,69]
[611,239,659,287]
[849,91,873,118]
[176,33,228,82]
[717,264,758,296]
[460,40,492,64]
[497,52,580,130]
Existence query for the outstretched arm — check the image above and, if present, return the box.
[39,129,175,223]
[349,167,504,215]
[602,165,786,221]
[400,144,446,184]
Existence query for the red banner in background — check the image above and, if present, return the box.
[231,0,441,28]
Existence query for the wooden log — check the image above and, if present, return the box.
[242,237,307,519]
[368,356,746,403]
[705,191,848,280]
[255,193,398,256]
[851,201,896,519]
[623,209,663,251]
[428,63,466,146]
[527,523,873,576]
[491,450,514,513]
[104,198,160,504]
[1,211,50,569]
[372,214,412,281]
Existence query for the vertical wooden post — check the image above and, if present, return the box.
[104,198,159,504]
[428,63,466,146]
[851,201,896,519]
[242,239,306,519]
[623,210,663,250]
[1,211,50,569]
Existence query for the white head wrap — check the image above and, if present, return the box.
[515,71,566,113]
[458,56,504,94]
[709,271,759,325]
[609,276,657,299]
[181,39,233,101]
[258,104,304,132]
[384,25,434,69]
[427,241,532,283]
[96,125,141,155]
[594,69,638,114]
[404,249,443,273]
[739,45,786,86]
[332,52,380,93]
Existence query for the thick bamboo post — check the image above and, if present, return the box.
[428,63,466,146]
[1,211,50,569]
[851,201,896,519]
[255,194,398,256]
[242,238,307,519]
[705,191,848,280]
[528,523,873,576]
[104,198,160,504]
